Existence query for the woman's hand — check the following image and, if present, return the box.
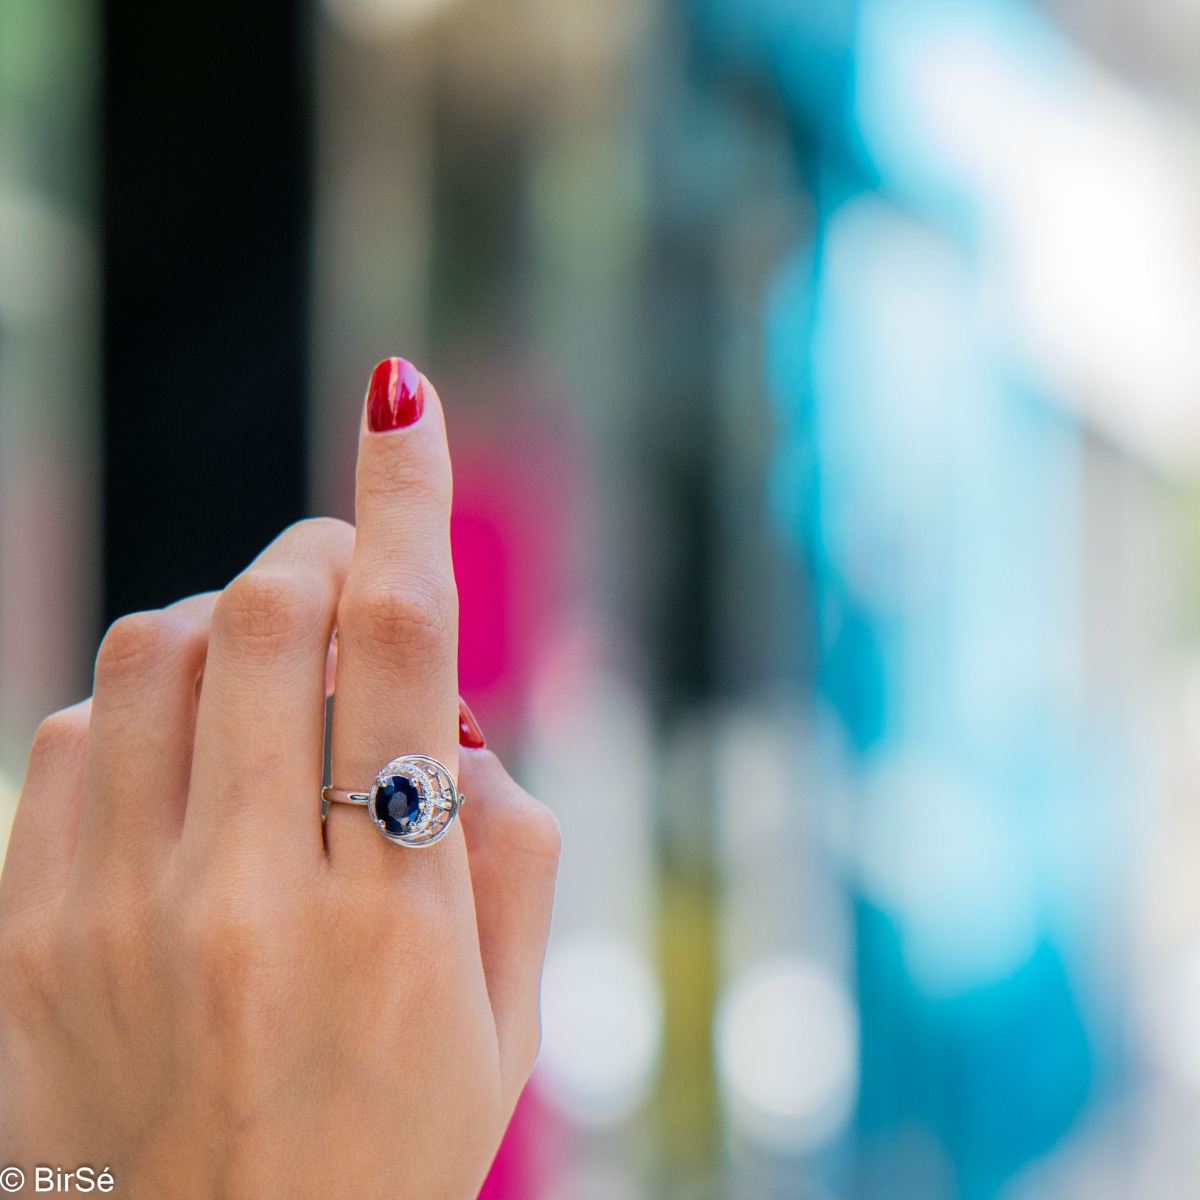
[0,360,560,1198]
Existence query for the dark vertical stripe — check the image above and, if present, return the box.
[102,0,311,622]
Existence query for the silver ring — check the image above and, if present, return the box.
[322,754,464,847]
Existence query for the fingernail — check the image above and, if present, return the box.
[366,357,424,432]
[458,697,486,749]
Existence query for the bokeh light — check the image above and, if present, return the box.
[538,934,664,1128]
[715,956,859,1154]
[320,0,463,39]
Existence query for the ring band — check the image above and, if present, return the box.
[323,754,464,847]
[321,787,371,806]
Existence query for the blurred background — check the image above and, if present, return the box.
[4,0,1200,1195]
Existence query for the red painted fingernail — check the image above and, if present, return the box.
[366,357,424,432]
[458,697,486,749]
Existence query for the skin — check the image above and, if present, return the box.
[0,372,560,1198]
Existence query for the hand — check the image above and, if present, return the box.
[0,360,560,1198]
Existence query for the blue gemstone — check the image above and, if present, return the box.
[373,774,422,836]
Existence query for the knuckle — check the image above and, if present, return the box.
[509,800,562,866]
[282,515,355,553]
[95,610,182,688]
[28,707,88,767]
[293,514,355,539]
[214,570,328,654]
[480,777,561,866]
[339,575,455,663]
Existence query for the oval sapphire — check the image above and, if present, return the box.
[372,774,423,837]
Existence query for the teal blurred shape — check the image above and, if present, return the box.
[687,0,1108,1190]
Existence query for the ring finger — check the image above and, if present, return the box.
[325,358,466,905]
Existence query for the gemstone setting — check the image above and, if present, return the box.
[366,755,461,847]
[372,774,422,837]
